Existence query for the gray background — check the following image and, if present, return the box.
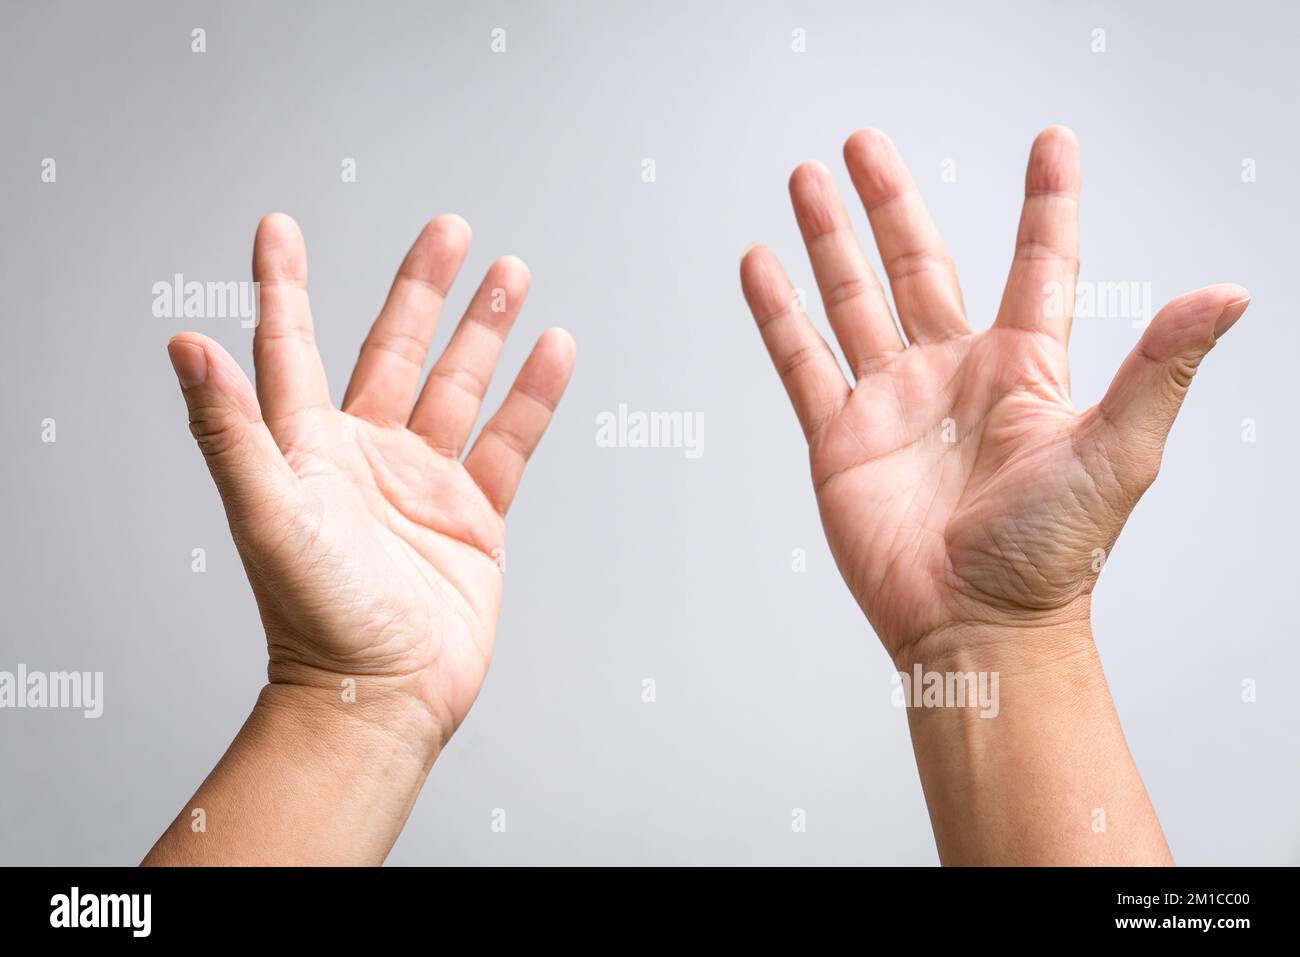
[1,0,1296,865]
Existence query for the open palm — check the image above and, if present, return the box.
[741,127,1248,659]
[168,214,574,744]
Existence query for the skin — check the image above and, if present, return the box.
[144,129,1244,868]
[740,126,1249,865]
[145,214,574,865]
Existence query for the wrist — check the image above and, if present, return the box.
[889,598,1097,678]
[256,675,446,774]
[887,599,1113,739]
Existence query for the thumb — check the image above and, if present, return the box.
[167,333,298,531]
[1091,283,1250,491]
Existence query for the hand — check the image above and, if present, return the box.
[167,213,575,756]
[741,127,1248,664]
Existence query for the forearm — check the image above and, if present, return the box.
[895,618,1173,866]
[143,682,439,866]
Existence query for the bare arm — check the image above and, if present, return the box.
[144,684,437,866]
[741,125,1247,865]
[146,213,574,865]
[896,618,1172,865]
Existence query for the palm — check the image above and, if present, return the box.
[172,214,574,739]
[742,127,1248,656]
[257,408,505,726]
[814,329,1107,653]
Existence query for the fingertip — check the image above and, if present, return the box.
[1026,127,1081,194]
[1159,283,1250,322]
[166,333,259,412]
[253,212,308,282]
[739,243,768,288]
[1207,282,1250,304]
[788,159,831,193]
[493,254,532,290]
[166,337,209,389]
[167,331,229,371]
[788,160,848,240]
[255,212,305,254]
[540,326,577,362]
[519,329,577,403]
[739,244,792,316]
[843,127,893,160]
[842,128,911,200]
[1142,284,1251,357]
[257,211,302,239]
[426,213,473,249]
[168,330,209,350]
[1214,286,1251,337]
[740,242,769,272]
[1035,124,1079,147]
[739,244,774,299]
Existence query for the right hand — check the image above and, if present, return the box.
[740,127,1248,663]
[167,213,575,754]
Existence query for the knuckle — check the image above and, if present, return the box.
[188,405,247,459]
[1163,354,1201,393]
[777,344,822,380]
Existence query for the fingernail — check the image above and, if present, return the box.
[167,341,208,389]
[1214,296,1251,337]
[741,242,763,260]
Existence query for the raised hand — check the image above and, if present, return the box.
[167,213,575,752]
[741,127,1248,665]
